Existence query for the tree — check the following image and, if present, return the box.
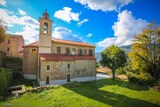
[129,22,160,80]
[0,20,6,43]
[100,45,127,80]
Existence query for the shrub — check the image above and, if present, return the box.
[0,68,13,100]
[127,72,156,86]
[3,56,22,71]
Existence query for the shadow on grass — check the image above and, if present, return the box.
[63,79,158,107]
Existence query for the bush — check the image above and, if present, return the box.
[3,56,23,71]
[127,72,156,86]
[0,68,13,100]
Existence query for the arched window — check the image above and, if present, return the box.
[46,76,50,84]
[43,22,48,33]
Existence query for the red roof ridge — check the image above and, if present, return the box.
[23,38,95,48]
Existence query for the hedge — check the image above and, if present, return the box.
[0,68,13,100]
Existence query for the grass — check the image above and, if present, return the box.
[0,79,160,107]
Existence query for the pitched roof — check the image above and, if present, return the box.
[23,41,38,47]
[10,35,24,41]
[40,54,96,61]
[52,38,95,47]
[23,38,95,48]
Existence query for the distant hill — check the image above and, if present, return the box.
[95,53,101,62]
[120,45,132,54]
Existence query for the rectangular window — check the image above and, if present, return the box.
[66,48,70,55]
[72,48,76,55]
[7,47,9,51]
[67,64,70,69]
[8,40,10,44]
[79,49,83,56]
[57,47,61,54]
[89,49,93,56]
[47,65,50,70]
[84,49,87,55]
[32,49,36,54]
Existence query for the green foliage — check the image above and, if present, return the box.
[116,67,125,74]
[13,79,39,90]
[0,20,6,43]
[0,68,13,100]
[129,22,160,80]
[127,72,156,86]
[101,45,127,79]
[96,62,100,68]
[3,56,23,71]
[0,79,160,107]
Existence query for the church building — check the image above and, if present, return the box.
[23,10,96,86]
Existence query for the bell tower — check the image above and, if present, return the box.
[39,10,53,53]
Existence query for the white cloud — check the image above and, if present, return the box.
[52,27,83,42]
[97,10,148,48]
[0,8,39,43]
[15,26,39,43]
[0,0,6,6]
[18,9,26,15]
[74,0,133,12]
[86,33,92,37]
[0,9,39,28]
[54,7,79,22]
[77,19,88,27]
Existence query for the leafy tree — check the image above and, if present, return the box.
[129,22,160,80]
[0,20,6,43]
[101,45,127,80]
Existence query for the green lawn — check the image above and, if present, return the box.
[0,79,160,107]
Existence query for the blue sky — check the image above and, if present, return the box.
[0,0,160,52]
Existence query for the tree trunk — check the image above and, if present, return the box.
[112,70,115,80]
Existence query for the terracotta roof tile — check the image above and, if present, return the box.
[40,54,96,61]
[23,38,95,48]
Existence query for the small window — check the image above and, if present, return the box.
[57,47,61,54]
[66,48,70,55]
[72,48,76,55]
[79,49,83,56]
[67,64,70,69]
[32,49,36,54]
[8,40,10,44]
[89,49,93,56]
[7,47,9,51]
[47,65,50,70]
[84,49,87,55]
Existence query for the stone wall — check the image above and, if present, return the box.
[39,59,96,85]
[23,47,38,79]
